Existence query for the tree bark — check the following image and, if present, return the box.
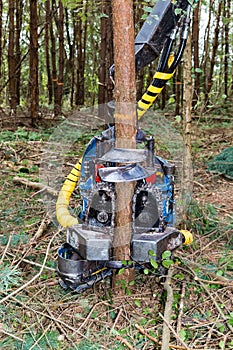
[201,0,211,113]
[8,0,17,112]
[50,0,58,115]
[224,0,230,99]
[56,0,64,114]
[45,0,53,105]
[0,0,2,76]
[98,0,113,107]
[29,0,39,125]
[112,0,136,291]
[204,1,222,108]
[181,35,193,220]
[74,0,88,106]
[175,65,182,116]
[192,0,200,108]
[15,0,22,106]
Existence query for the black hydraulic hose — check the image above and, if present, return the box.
[157,28,177,72]
[137,4,191,119]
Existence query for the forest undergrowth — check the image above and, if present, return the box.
[0,112,233,350]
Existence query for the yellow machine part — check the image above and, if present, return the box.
[137,54,175,120]
[56,158,82,228]
[180,229,193,245]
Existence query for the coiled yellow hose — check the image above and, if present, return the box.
[56,158,82,227]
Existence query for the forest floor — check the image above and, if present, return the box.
[0,109,233,350]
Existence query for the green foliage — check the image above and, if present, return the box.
[0,264,22,292]
[143,249,175,275]
[0,330,61,350]
[74,340,100,350]
[207,146,233,179]
[0,232,29,247]
[218,250,233,274]
[0,127,53,142]
[184,200,219,234]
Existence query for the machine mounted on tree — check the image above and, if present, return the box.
[56,0,195,293]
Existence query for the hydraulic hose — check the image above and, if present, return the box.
[137,64,176,120]
[56,158,82,228]
[137,4,191,120]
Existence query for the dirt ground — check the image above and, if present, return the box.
[0,115,232,349]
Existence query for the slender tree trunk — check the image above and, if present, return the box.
[64,8,73,108]
[29,0,39,125]
[15,0,22,106]
[75,0,88,106]
[192,0,200,108]
[98,0,113,106]
[201,0,211,112]
[8,0,17,112]
[181,35,193,219]
[112,0,136,291]
[56,0,64,115]
[0,0,3,106]
[0,0,2,75]
[70,10,76,108]
[224,0,230,99]
[98,0,107,107]
[175,65,182,116]
[45,0,53,105]
[204,1,222,108]
[98,0,113,121]
[50,0,58,115]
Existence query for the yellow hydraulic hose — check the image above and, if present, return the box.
[56,158,82,228]
[137,70,175,120]
[137,53,175,120]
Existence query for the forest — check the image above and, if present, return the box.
[0,0,233,349]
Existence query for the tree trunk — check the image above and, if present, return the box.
[0,0,3,106]
[56,0,64,114]
[201,0,211,113]
[112,0,136,292]
[45,0,53,105]
[29,0,39,125]
[8,0,17,112]
[192,0,200,108]
[64,8,74,108]
[181,35,193,220]
[224,0,230,99]
[175,65,182,116]
[0,0,2,75]
[204,1,222,108]
[74,0,88,106]
[98,0,113,107]
[50,0,58,115]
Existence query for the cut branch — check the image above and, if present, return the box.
[13,176,58,196]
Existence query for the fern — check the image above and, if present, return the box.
[0,264,22,292]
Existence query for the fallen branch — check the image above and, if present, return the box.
[135,324,187,350]
[176,282,186,343]
[116,335,134,350]
[161,267,175,350]
[159,312,190,350]
[13,176,58,196]
[0,325,24,343]
[33,214,51,240]
[6,252,56,271]
[182,258,233,286]
[194,275,233,287]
